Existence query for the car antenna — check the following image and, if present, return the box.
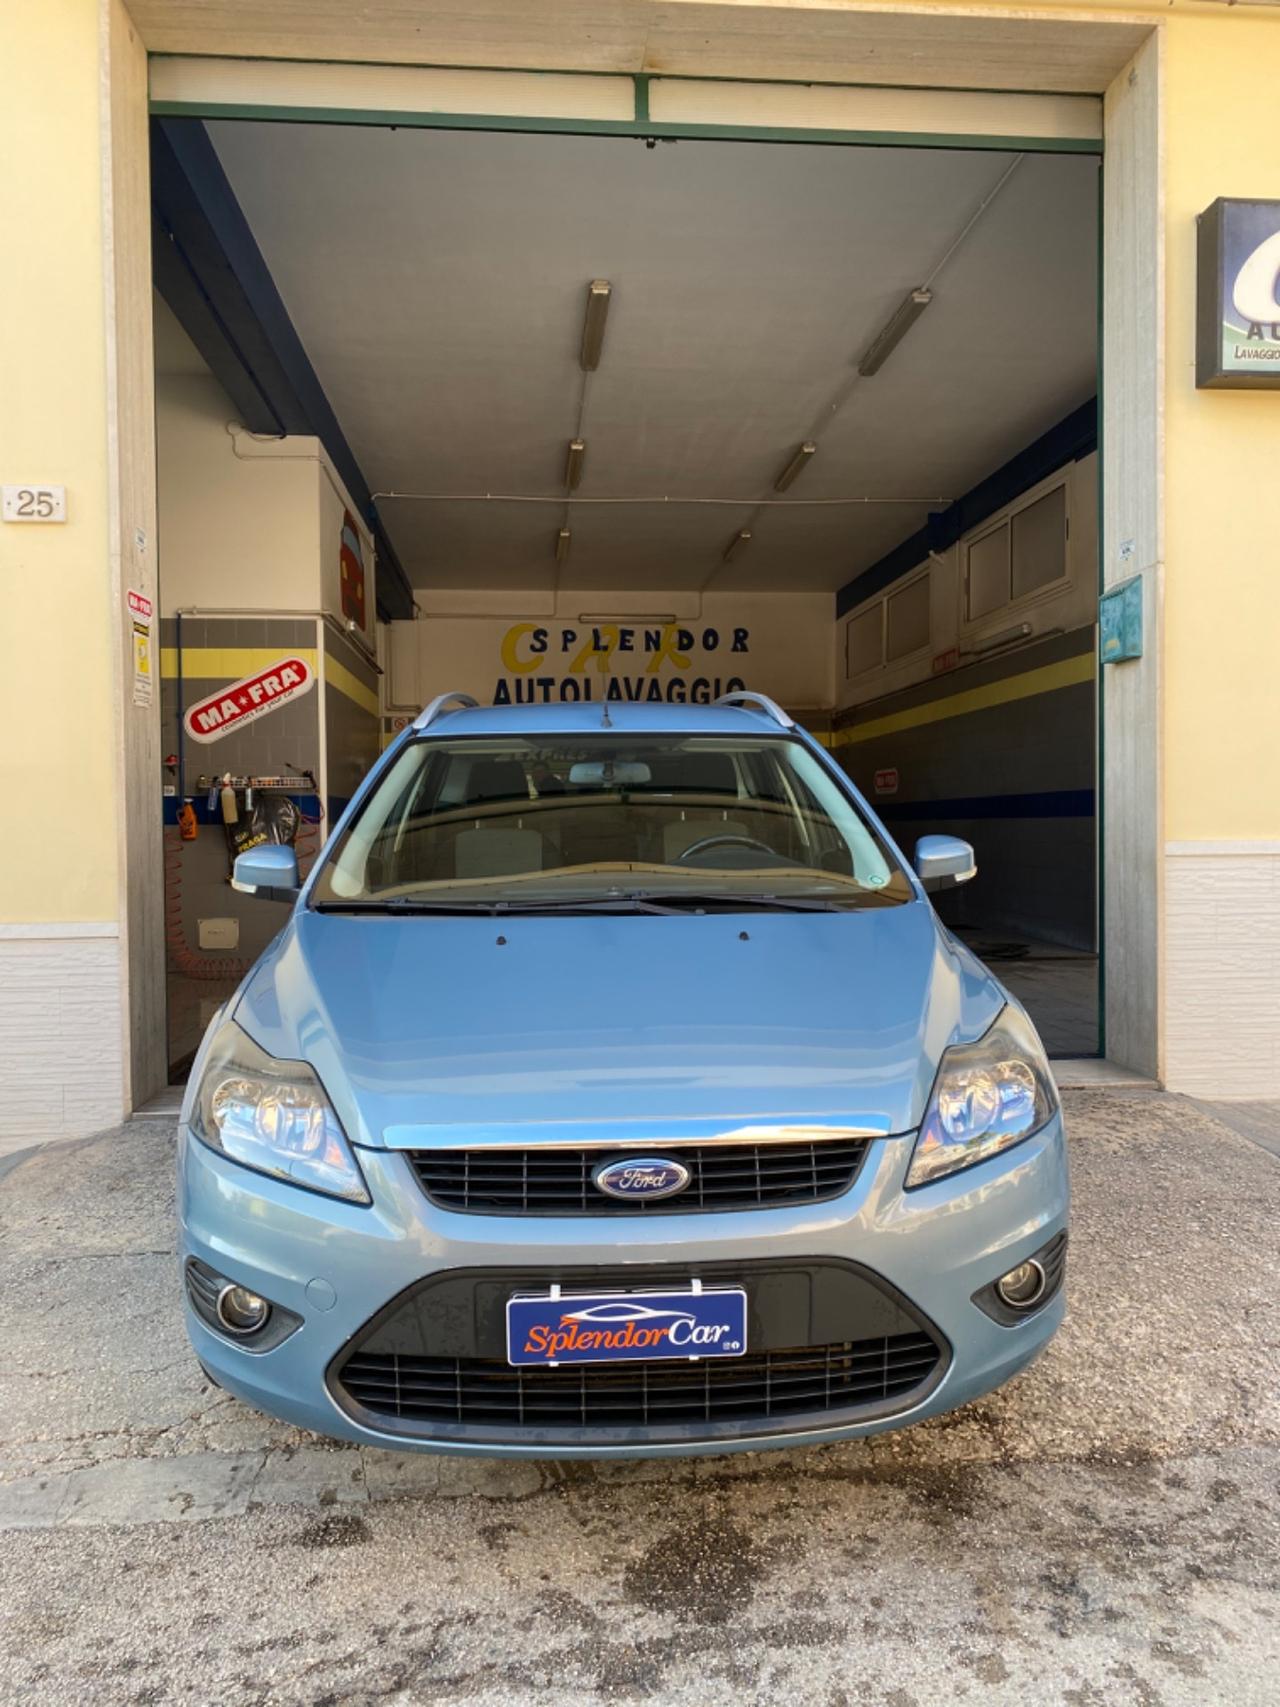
[601,697,612,728]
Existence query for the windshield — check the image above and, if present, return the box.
[311,734,913,911]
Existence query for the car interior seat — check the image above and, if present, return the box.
[453,758,545,879]
[642,753,751,862]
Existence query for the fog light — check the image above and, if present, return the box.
[215,1283,271,1336]
[995,1259,1047,1310]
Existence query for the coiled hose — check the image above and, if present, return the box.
[163,825,252,982]
[164,796,323,981]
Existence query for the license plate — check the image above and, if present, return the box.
[506,1286,748,1368]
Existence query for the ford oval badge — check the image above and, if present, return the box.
[592,1156,692,1202]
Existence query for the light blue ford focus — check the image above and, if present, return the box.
[178,693,1068,1458]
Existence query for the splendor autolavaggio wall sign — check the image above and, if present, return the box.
[1197,198,1280,389]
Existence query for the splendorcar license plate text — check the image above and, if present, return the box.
[506,1287,747,1367]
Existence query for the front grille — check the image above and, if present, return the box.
[407,1137,871,1215]
[337,1331,940,1431]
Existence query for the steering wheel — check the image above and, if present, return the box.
[675,832,777,863]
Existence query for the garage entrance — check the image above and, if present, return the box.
[150,94,1101,1072]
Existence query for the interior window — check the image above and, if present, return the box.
[846,606,883,677]
[886,574,930,661]
[966,522,1011,621]
[1011,484,1067,599]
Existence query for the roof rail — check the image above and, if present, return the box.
[412,690,480,731]
[713,690,795,730]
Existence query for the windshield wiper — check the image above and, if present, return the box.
[627,890,847,913]
[313,898,504,915]
[314,891,861,917]
[312,895,684,917]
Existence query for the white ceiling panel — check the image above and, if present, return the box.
[208,122,1097,595]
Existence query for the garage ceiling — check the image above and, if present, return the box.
[207,122,1097,595]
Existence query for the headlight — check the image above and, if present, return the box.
[189,1020,370,1204]
[906,1005,1058,1189]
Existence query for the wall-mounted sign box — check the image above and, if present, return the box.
[1197,198,1280,389]
[1099,575,1143,664]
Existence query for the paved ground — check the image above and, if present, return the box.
[1,1091,1277,1706]
[957,931,1098,1058]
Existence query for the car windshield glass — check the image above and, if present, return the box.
[310,734,913,910]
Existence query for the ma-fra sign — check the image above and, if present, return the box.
[1197,198,1280,389]
[184,656,315,743]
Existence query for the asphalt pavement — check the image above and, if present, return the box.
[1,1090,1277,1706]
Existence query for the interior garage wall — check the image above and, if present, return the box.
[832,452,1099,954]
[323,624,381,816]
[388,591,836,721]
[158,615,322,951]
[155,372,324,612]
[154,360,380,1067]
[154,361,378,649]
[837,630,1096,950]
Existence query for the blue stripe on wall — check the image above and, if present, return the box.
[876,788,1095,821]
[162,792,319,827]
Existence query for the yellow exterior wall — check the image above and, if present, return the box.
[1160,13,1280,841]
[0,0,119,923]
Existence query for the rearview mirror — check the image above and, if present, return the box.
[914,835,976,890]
[231,843,300,901]
[568,760,652,787]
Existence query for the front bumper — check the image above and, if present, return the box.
[178,1115,1068,1459]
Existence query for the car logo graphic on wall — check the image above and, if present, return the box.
[592,1157,692,1202]
[339,510,367,628]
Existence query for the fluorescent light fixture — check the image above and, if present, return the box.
[580,279,612,371]
[578,612,677,625]
[774,442,817,492]
[722,529,752,564]
[962,622,1032,657]
[555,527,571,564]
[565,439,586,490]
[857,288,932,377]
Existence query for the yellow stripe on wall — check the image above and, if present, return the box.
[159,647,318,680]
[831,652,1095,748]
[325,654,380,718]
[160,646,379,718]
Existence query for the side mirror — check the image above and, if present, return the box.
[914,835,976,890]
[231,843,300,902]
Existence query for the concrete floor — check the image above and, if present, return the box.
[958,931,1099,1058]
[1,1093,1277,1705]
[166,968,239,1079]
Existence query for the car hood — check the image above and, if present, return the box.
[233,902,1004,1148]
